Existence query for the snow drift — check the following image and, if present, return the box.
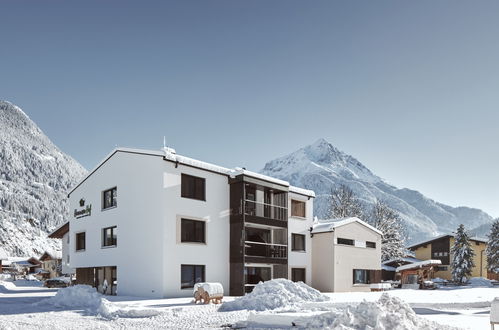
[219,278,329,312]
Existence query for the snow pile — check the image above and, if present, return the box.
[47,285,103,309]
[468,277,493,287]
[219,279,329,312]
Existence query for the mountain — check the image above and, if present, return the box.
[261,138,494,243]
[0,101,87,257]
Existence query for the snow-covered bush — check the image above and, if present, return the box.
[219,278,329,312]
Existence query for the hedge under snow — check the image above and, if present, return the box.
[219,278,329,312]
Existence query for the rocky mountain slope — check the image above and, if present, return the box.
[261,138,494,243]
[0,101,87,257]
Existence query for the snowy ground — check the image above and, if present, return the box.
[0,280,497,329]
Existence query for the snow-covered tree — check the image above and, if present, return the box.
[486,219,499,274]
[328,185,365,220]
[451,224,475,284]
[368,200,406,261]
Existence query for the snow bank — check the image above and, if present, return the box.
[468,277,493,287]
[219,279,329,312]
[240,294,457,329]
[45,285,161,319]
[47,285,103,309]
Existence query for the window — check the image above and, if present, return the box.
[102,187,117,209]
[66,255,70,263]
[181,174,206,201]
[337,238,354,246]
[436,266,448,271]
[366,241,376,248]
[353,269,370,284]
[102,226,117,247]
[75,232,86,251]
[291,268,306,282]
[292,234,306,251]
[181,219,206,243]
[181,265,205,289]
[291,200,306,218]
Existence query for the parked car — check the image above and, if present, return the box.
[44,278,70,288]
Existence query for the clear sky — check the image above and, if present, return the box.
[1,1,499,217]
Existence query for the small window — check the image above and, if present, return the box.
[291,268,306,282]
[181,265,205,289]
[181,174,206,201]
[475,241,480,246]
[366,241,376,248]
[353,269,370,284]
[291,200,306,218]
[102,226,117,247]
[181,219,206,243]
[292,234,306,251]
[75,232,86,251]
[103,187,117,209]
[337,238,354,246]
[67,255,70,263]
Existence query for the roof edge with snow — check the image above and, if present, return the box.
[312,217,383,235]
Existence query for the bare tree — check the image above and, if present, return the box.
[368,200,406,262]
[328,185,365,220]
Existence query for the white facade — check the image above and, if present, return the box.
[68,148,314,298]
[312,217,382,292]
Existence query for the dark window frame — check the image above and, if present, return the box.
[337,238,354,246]
[102,187,117,210]
[291,233,306,252]
[353,269,371,284]
[291,268,306,282]
[290,200,306,218]
[181,174,206,201]
[181,264,205,289]
[180,218,206,243]
[102,226,117,247]
[366,241,376,248]
[75,232,86,251]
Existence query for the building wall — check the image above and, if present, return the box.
[287,192,313,286]
[311,231,334,291]
[332,222,382,292]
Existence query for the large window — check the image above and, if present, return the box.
[102,187,117,210]
[75,232,86,251]
[337,238,354,246]
[181,265,205,289]
[291,268,306,282]
[181,219,206,243]
[292,233,306,252]
[181,174,206,201]
[102,226,117,247]
[353,269,370,284]
[291,200,306,218]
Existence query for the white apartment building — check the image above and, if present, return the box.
[65,147,315,298]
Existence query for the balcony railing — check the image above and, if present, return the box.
[244,200,287,221]
[244,241,288,259]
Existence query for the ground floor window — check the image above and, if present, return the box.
[181,265,205,289]
[244,266,271,293]
[291,268,306,282]
[353,269,370,284]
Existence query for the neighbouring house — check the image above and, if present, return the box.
[382,256,422,281]
[1,257,41,276]
[408,234,488,281]
[48,221,74,275]
[66,146,315,297]
[311,217,382,292]
[38,251,62,279]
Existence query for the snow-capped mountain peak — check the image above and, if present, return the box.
[261,138,494,243]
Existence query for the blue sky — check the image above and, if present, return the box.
[1,1,499,216]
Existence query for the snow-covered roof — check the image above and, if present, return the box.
[408,234,488,249]
[68,146,316,198]
[383,256,422,265]
[382,264,397,272]
[311,217,383,235]
[396,259,442,272]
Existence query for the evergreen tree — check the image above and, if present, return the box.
[451,224,475,284]
[486,219,499,274]
[328,185,365,219]
[368,200,406,261]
